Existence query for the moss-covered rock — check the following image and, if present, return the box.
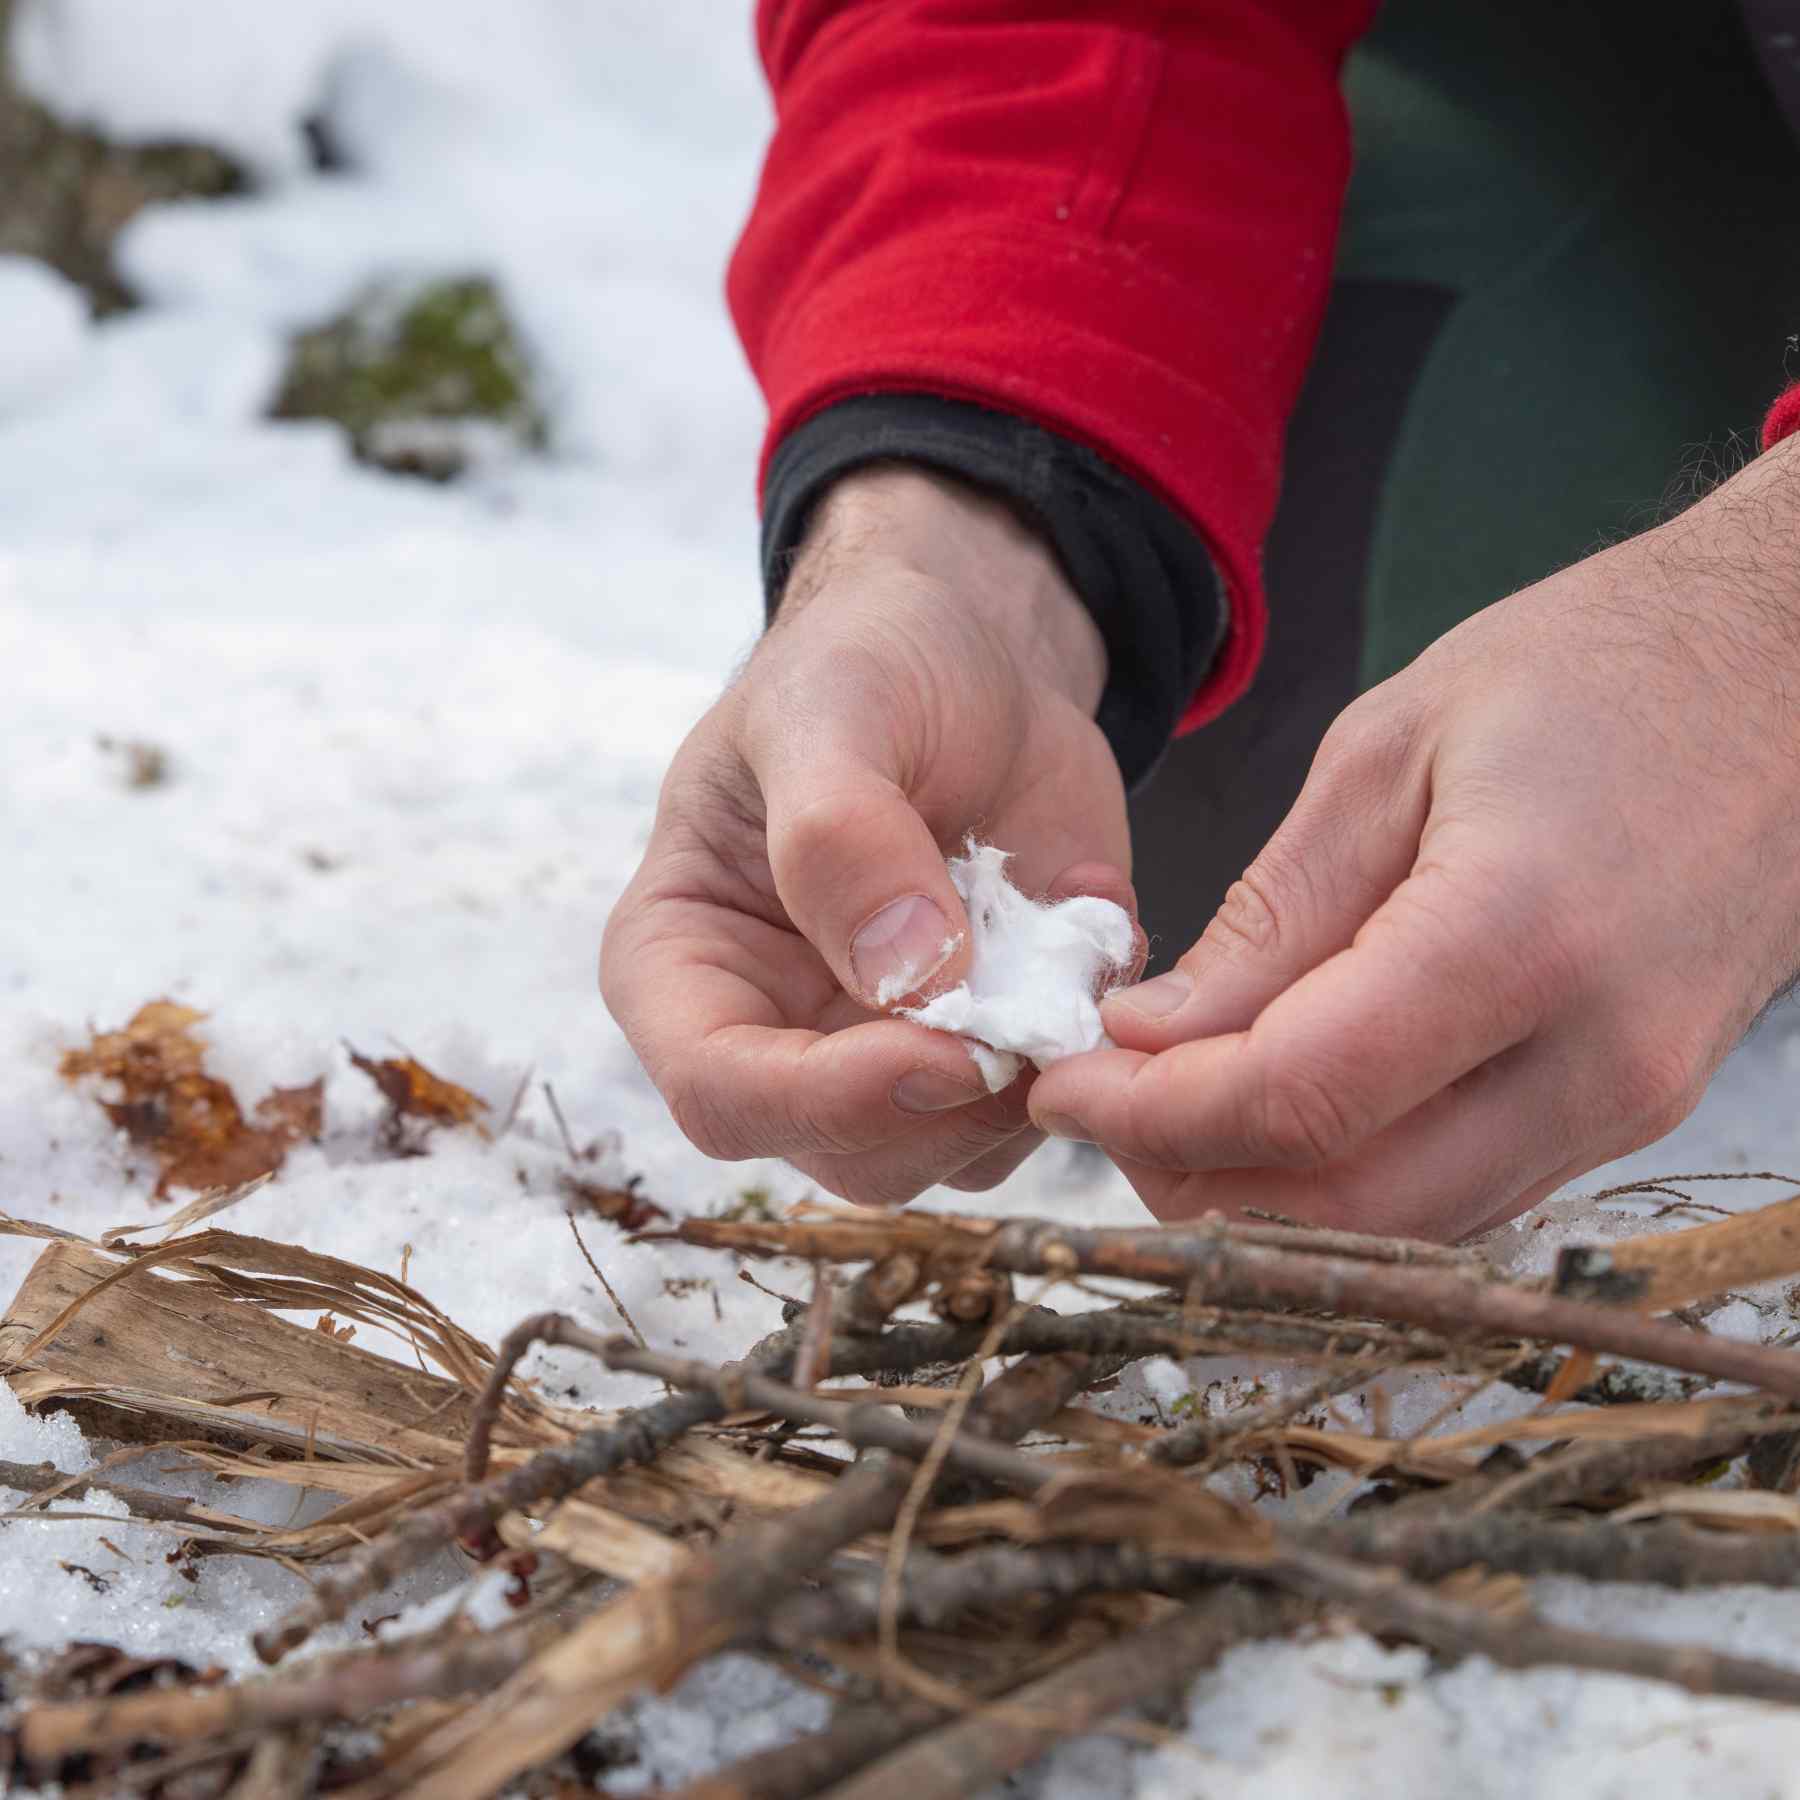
[269,276,546,481]
[0,0,245,315]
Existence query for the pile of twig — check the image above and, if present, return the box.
[10,1182,1800,1797]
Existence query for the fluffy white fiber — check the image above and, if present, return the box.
[903,842,1135,1090]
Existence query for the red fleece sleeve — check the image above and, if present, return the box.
[729,0,1374,727]
[1763,381,1800,451]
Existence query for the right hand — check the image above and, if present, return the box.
[601,465,1131,1205]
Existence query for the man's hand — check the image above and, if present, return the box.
[602,465,1130,1205]
[1031,438,1800,1240]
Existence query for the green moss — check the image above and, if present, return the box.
[270,276,546,479]
[710,1185,780,1225]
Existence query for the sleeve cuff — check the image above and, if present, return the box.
[760,393,1226,790]
[1762,381,1800,452]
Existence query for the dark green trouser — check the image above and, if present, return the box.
[1129,0,1800,972]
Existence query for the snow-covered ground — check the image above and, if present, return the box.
[5,4,1800,1792]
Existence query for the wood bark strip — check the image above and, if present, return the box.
[1591,1189,1800,1310]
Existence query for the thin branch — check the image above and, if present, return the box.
[255,1320,802,1666]
[567,1212,646,1348]
[1147,1359,1390,1469]
[1268,1544,1800,1705]
[21,1577,597,1764]
[464,1311,607,1486]
[813,1586,1309,1800]
[599,1340,1061,1496]
[679,1212,1800,1402]
[362,1343,1101,1799]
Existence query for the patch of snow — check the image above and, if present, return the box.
[0,256,87,419]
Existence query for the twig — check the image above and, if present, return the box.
[1427,1402,1797,1515]
[1319,1510,1800,1589]
[465,1311,606,1485]
[679,1212,1800,1402]
[20,1576,598,1763]
[815,1586,1309,1800]
[1212,1217,1483,1267]
[498,1065,535,1138]
[599,1341,1061,1495]
[1147,1360,1388,1469]
[255,1320,803,1665]
[876,1309,1088,1696]
[769,1540,1203,1648]
[0,1457,257,1532]
[541,1080,580,1161]
[794,1264,838,1391]
[362,1342,1099,1799]
[841,1254,927,1337]
[567,1213,646,1348]
[669,1694,975,1800]
[1267,1544,1800,1705]
[777,1505,1800,1655]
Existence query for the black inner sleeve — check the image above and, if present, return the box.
[760,393,1226,792]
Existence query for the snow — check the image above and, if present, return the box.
[0,256,86,418]
[5,0,1800,1791]
[904,842,1136,1090]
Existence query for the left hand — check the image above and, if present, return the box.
[1029,435,1800,1239]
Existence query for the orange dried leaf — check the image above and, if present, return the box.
[559,1172,667,1233]
[346,1046,490,1141]
[59,1002,322,1199]
[255,1080,326,1142]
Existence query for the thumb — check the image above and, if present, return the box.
[1104,721,1427,1048]
[760,746,972,1011]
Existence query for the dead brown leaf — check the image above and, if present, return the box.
[347,1045,489,1148]
[59,1001,322,1198]
[559,1172,667,1233]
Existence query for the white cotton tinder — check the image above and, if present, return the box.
[902,842,1135,1091]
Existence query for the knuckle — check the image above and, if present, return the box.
[787,1089,865,1158]
[1200,869,1287,963]
[1118,1069,1198,1170]
[667,1074,742,1163]
[1317,694,1419,777]
[815,1158,930,1209]
[1610,1030,1701,1132]
[1252,1059,1364,1167]
[771,782,883,876]
[943,1129,1038,1192]
[1500,888,1606,1018]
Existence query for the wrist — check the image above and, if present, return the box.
[783,464,1108,716]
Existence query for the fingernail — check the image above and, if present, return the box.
[852,894,956,1006]
[1112,970,1192,1019]
[893,1069,985,1114]
[1038,1112,1092,1143]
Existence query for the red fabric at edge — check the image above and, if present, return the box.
[1763,381,1800,451]
[730,0,1375,730]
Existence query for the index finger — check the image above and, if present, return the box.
[1030,861,1552,1170]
